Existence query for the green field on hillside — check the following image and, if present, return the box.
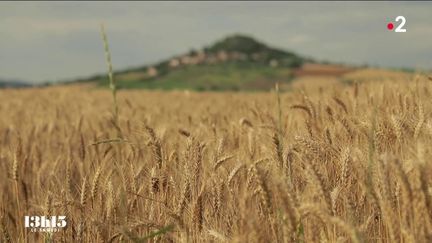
[97,62,293,91]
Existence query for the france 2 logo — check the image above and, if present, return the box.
[387,16,407,33]
[25,216,67,232]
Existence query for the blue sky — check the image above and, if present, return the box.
[1,1,431,83]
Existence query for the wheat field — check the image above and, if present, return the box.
[1,74,432,242]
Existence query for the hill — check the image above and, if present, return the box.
[78,34,308,91]
[0,79,32,88]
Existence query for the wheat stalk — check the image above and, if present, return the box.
[100,24,121,138]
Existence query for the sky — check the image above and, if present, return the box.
[1,1,431,83]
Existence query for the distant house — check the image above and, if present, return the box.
[169,58,180,68]
[217,51,228,61]
[196,51,206,63]
[147,67,158,77]
[189,56,199,65]
[181,55,192,65]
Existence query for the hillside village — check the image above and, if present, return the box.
[145,49,284,78]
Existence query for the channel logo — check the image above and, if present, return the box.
[387,16,407,32]
[24,216,67,233]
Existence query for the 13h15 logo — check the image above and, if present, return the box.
[25,216,67,232]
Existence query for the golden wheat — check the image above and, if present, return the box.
[1,73,432,242]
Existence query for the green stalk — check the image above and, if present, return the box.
[100,24,121,138]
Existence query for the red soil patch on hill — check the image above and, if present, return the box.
[293,63,355,77]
